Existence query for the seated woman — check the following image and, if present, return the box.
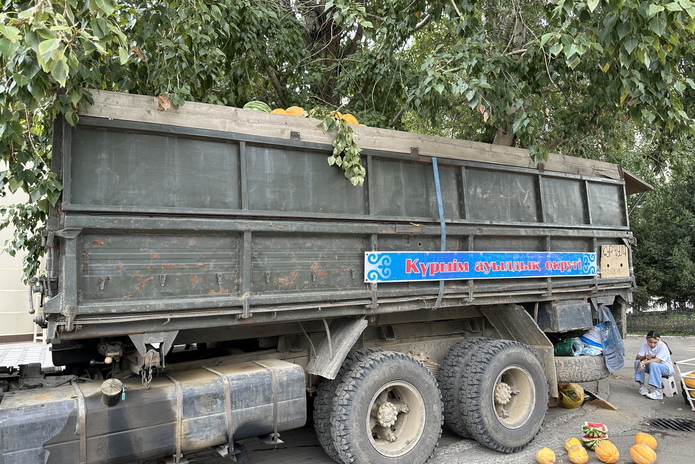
[635,330,673,400]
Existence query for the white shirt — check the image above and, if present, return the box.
[637,340,673,372]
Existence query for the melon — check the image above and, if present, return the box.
[285,106,305,117]
[243,101,271,112]
[340,113,359,125]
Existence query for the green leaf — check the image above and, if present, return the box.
[549,43,562,56]
[37,199,49,214]
[118,46,129,64]
[0,37,20,57]
[51,59,69,86]
[647,4,665,17]
[624,38,639,54]
[588,0,600,12]
[0,24,22,42]
[540,32,554,47]
[18,6,37,19]
[649,16,667,36]
[94,0,117,16]
[38,38,61,58]
[616,22,631,40]
[65,111,79,126]
[29,188,41,202]
[12,72,31,87]
[8,177,21,193]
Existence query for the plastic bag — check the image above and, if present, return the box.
[580,325,603,349]
[598,305,624,373]
[558,382,585,409]
[581,345,603,356]
[554,338,585,356]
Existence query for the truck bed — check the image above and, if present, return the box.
[41,90,648,342]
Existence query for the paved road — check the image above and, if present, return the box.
[3,335,694,463]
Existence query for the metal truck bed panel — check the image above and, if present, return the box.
[64,119,628,227]
[42,90,642,340]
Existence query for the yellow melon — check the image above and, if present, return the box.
[684,370,695,398]
[340,113,359,125]
[285,106,305,117]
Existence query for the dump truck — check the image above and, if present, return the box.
[0,90,651,464]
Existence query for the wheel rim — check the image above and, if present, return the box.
[366,380,426,457]
[491,364,536,429]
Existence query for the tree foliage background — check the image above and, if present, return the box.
[1,0,694,307]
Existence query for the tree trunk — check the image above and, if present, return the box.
[492,5,527,148]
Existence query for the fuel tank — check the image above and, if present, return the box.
[0,359,306,464]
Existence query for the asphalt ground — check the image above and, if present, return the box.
[2,334,694,463]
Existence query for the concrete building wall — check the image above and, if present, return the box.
[0,186,35,343]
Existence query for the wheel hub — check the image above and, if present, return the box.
[495,382,513,405]
[377,402,399,427]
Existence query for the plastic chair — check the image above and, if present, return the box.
[661,374,678,398]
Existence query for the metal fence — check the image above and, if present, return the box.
[628,311,695,334]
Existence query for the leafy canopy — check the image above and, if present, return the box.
[1,0,695,279]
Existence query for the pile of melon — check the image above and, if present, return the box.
[242,101,361,125]
[535,427,658,464]
[684,370,695,398]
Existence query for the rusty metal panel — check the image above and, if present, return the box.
[251,234,367,294]
[69,126,242,210]
[78,233,240,303]
[472,235,544,252]
[370,158,462,219]
[543,177,588,225]
[466,168,539,222]
[588,182,627,227]
[550,237,592,253]
[245,144,368,215]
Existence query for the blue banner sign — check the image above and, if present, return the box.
[364,251,596,283]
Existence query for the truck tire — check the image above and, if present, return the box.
[332,351,443,464]
[460,340,548,453]
[438,337,492,438]
[314,348,380,462]
[554,354,609,383]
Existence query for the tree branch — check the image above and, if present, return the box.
[449,0,464,20]
[414,13,432,31]
[264,65,287,107]
[341,24,363,59]
[390,106,405,127]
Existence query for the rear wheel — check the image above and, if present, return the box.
[438,337,492,437]
[314,348,380,462]
[332,351,442,464]
[460,340,548,453]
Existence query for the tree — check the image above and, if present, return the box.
[631,136,695,311]
[1,0,695,279]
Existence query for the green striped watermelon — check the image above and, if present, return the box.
[243,101,271,113]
